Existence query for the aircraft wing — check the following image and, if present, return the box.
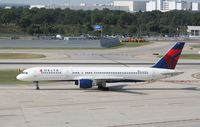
[94,77,125,81]
[73,76,145,83]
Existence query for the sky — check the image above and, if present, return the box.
[0,0,114,5]
[1,0,200,5]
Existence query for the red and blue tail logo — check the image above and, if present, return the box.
[152,42,185,69]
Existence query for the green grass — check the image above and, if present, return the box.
[191,45,200,49]
[116,42,152,48]
[180,54,200,59]
[158,54,200,59]
[0,70,29,84]
[0,53,46,59]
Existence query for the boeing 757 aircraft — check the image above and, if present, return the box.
[17,42,185,90]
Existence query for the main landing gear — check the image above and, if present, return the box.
[97,82,109,91]
[98,86,109,91]
[33,81,40,90]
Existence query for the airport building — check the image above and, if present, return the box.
[29,5,45,9]
[113,0,147,12]
[146,0,200,12]
[27,0,200,12]
[1,0,200,12]
[187,26,200,38]
[45,4,129,12]
[192,2,200,11]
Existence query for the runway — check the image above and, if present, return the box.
[0,41,200,127]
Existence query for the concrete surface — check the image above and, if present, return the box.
[0,41,199,64]
[0,81,200,127]
[0,64,200,127]
[0,41,200,127]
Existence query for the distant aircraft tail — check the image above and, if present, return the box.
[152,42,185,69]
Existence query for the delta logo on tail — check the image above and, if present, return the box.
[152,42,185,69]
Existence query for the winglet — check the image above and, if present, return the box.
[152,42,185,69]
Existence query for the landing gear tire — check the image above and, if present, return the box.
[36,85,40,90]
[34,81,40,90]
[98,86,109,91]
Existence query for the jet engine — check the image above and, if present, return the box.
[79,79,93,89]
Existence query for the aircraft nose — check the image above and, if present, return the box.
[16,74,23,81]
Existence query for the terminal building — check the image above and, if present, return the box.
[187,26,200,38]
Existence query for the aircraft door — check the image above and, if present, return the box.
[65,68,72,79]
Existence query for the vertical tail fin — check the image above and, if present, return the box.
[152,42,185,69]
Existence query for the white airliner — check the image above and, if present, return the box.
[17,42,185,90]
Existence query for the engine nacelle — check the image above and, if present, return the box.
[79,79,93,89]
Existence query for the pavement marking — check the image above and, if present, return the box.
[0,115,18,117]
[23,96,200,109]
[129,105,145,107]
[107,118,200,127]
[89,108,106,110]
[43,111,61,114]
[192,73,200,79]
[168,103,184,105]
[0,107,21,110]
[161,80,200,83]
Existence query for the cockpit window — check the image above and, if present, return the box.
[22,72,28,74]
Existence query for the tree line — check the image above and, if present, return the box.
[0,7,200,36]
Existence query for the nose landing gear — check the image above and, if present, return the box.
[33,81,40,90]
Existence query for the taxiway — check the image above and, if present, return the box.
[0,41,199,127]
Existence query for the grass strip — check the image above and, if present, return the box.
[158,54,200,59]
[191,45,200,49]
[0,42,152,50]
[0,70,29,84]
[0,53,45,59]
